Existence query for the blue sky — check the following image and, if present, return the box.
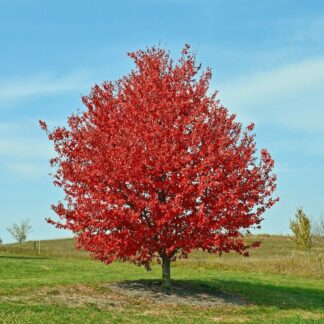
[0,0,323,242]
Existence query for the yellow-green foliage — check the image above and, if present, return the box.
[289,207,313,252]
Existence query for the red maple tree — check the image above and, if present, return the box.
[40,45,278,287]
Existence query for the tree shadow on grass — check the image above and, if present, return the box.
[110,279,247,306]
[0,255,50,260]
[111,278,324,310]
[192,278,324,311]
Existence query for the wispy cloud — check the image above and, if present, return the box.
[0,67,82,179]
[3,161,49,179]
[0,121,53,179]
[0,70,94,106]
[0,135,52,178]
[0,138,52,158]
[218,56,324,131]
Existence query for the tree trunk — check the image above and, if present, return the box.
[161,254,171,288]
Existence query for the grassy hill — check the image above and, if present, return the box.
[0,235,324,323]
[2,234,324,278]
[0,238,88,258]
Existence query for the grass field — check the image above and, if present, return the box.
[0,235,324,323]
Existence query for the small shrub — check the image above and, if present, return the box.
[290,208,313,253]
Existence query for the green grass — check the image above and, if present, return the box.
[0,236,324,323]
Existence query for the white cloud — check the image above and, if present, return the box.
[0,135,52,179]
[0,69,93,106]
[218,56,324,131]
[0,138,52,158]
[0,69,91,180]
[4,162,49,179]
[0,129,53,179]
[0,121,22,133]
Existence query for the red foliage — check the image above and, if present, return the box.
[40,45,278,270]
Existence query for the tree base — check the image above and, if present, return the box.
[161,254,171,288]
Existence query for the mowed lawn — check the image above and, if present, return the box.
[0,236,324,323]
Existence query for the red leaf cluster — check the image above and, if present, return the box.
[40,45,278,269]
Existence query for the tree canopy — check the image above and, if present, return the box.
[40,45,278,287]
